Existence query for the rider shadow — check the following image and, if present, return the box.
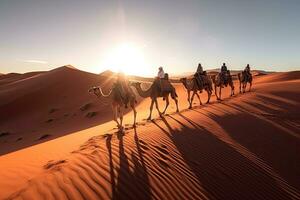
[108,127,151,200]
[151,114,295,199]
[105,134,116,198]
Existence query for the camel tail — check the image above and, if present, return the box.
[238,73,241,82]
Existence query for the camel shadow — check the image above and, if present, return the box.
[215,101,300,190]
[106,127,151,200]
[189,98,300,191]
[151,114,297,199]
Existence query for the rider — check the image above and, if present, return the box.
[157,66,165,79]
[195,63,204,88]
[221,63,228,73]
[115,72,131,108]
[197,63,204,74]
[220,63,229,82]
[157,66,165,92]
[244,64,251,77]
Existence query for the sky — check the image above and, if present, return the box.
[0,0,299,76]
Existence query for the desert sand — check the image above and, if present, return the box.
[0,67,299,200]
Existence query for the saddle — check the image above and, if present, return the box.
[243,71,252,82]
[218,71,230,86]
[113,82,130,108]
[194,71,208,88]
[155,74,173,94]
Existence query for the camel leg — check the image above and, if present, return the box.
[147,100,155,120]
[206,89,211,104]
[195,91,202,106]
[154,99,162,117]
[249,81,252,92]
[131,103,137,127]
[242,83,244,93]
[241,83,243,93]
[162,96,169,114]
[174,97,179,112]
[219,87,222,100]
[187,91,191,107]
[188,91,192,109]
[215,86,219,100]
[112,105,120,128]
[189,92,195,108]
[239,82,242,93]
[120,107,124,130]
[117,106,124,130]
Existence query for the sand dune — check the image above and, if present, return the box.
[255,71,300,83]
[0,69,299,199]
[0,66,147,155]
[0,72,44,86]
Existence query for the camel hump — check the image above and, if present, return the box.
[239,71,251,83]
[113,82,134,107]
[153,78,174,93]
[161,79,173,91]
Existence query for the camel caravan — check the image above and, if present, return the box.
[89,63,253,130]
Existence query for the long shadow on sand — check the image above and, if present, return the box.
[152,114,299,199]
[107,129,151,200]
[212,101,300,190]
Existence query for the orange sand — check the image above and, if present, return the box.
[0,68,299,199]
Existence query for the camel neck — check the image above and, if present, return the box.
[99,87,113,98]
[134,84,151,98]
[181,80,189,89]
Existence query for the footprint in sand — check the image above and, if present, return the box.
[37,134,51,140]
[44,159,67,170]
[124,126,134,131]
[0,132,10,137]
[45,119,54,123]
[136,122,146,126]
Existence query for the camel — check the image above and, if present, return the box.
[180,76,213,109]
[88,85,137,130]
[130,79,179,120]
[211,73,235,100]
[238,71,252,93]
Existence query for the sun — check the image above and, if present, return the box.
[101,43,152,76]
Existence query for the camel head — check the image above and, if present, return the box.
[88,86,101,98]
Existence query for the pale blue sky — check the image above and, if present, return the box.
[0,0,299,76]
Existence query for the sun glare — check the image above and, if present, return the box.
[101,43,152,77]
